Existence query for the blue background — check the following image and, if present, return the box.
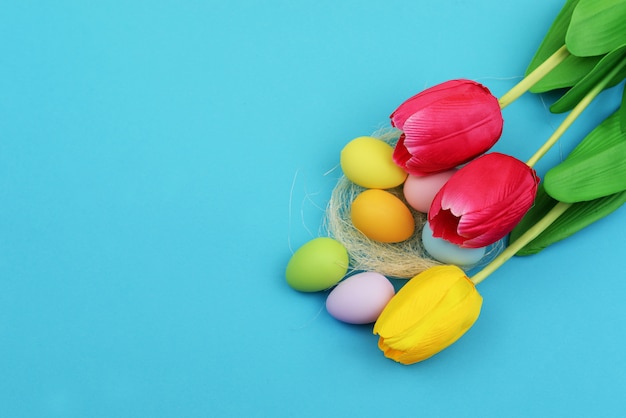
[2,1,625,417]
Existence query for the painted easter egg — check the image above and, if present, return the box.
[403,169,457,213]
[351,189,415,243]
[326,272,395,324]
[340,136,407,189]
[421,222,485,267]
[285,237,350,292]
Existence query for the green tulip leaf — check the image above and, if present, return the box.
[526,0,578,74]
[545,142,626,202]
[512,186,626,256]
[525,0,589,93]
[621,83,626,133]
[530,54,603,93]
[544,111,626,202]
[550,44,626,113]
[565,110,626,159]
[566,0,626,57]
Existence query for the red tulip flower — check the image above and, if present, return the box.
[391,79,503,176]
[428,153,539,248]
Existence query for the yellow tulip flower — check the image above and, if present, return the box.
[373,265,482,364]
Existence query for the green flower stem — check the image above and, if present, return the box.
[471,202,572,285]
[498,45,569,110]
[525,56,626,168]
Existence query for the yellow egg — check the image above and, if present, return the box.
[351,189,415,243]
[340,136,408,188]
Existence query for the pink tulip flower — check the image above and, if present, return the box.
[428,153,539,248]
[391,79,503,175]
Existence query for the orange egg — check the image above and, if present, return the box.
[350,189,415,243]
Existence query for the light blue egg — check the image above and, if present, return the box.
[421,222,486,267]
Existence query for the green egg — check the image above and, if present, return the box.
[285,237,349,292]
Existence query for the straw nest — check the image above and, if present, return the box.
[321,127,507,281]
[322,129,442,279]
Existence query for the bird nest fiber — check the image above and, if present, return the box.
[322,129,443,279]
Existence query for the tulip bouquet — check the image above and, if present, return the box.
[374,0,626,364]
[285,0,626,365]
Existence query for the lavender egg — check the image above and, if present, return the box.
[326,272,395,324]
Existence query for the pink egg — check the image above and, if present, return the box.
[326,272,395,324]
[403,169,457,213]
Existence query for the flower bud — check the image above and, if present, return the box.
[429,153,539,248]
[373,265,482,364]
[391,79,503,175]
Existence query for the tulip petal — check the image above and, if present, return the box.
[390,79,503,175]
[390,80,472,129]
[374,265,482,364]
[379,289,481,364]
[437,154,536,214]
[429,153,538,247]
[391,133,412,168]
[374,266,459,338]
[399,100,503,173]
[382,274,476,350]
